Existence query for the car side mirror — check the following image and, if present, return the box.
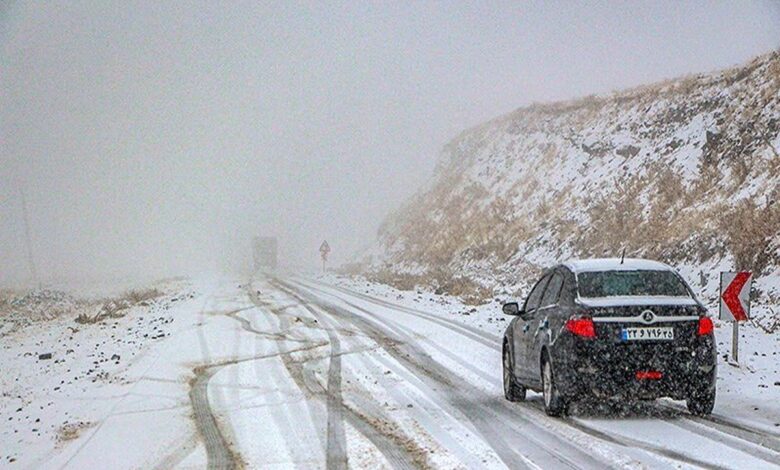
[502,302,522,316]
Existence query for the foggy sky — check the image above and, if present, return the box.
[2,1,779,285]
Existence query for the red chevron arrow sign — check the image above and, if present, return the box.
[719,271,752,322]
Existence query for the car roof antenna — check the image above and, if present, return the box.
[620,247,626,264]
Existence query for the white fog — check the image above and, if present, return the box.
[3,1,778,284]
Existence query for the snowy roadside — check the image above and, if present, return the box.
[320,272,780,435]
[0,280,197,467]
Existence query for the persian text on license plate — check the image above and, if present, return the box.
[621,327,674,341]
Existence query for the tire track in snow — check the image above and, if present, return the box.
[151,432,199,470]
[314,309,349,469]
[189,364,240,470]
[345,334,510,469]
[282,279,608,469]
[224,306,311,343]
[190,296,240,470]
[189,346,327,470]
[294,296,478,469]
[240,291,331,461]
[190,299,327,470]
[299,278,499,346]
[658,402,780,453]
[663,416,780,465]
[518,399,736,470]
[284,286,502,468]
[304,282,503,386]
[558,414,729,470]
[654,404,780,463]
[223,301,335,462]
[257,281,419,469]
[250,285,347,469]
[246,305,330,466]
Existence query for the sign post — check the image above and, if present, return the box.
[319,240,331,273]
[718,271,752,363]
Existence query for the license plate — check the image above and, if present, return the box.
[621,327,674,341]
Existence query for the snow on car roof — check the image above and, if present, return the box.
[563,258,675,273]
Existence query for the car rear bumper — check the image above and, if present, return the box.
[556,362,716,400]
[551,337,717,401]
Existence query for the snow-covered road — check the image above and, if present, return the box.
[3,275,779,469]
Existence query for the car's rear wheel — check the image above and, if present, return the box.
[686,386,715,416]
[503,344,526,402]
[542,355,567,417]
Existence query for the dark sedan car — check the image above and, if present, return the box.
[502,258,717,417]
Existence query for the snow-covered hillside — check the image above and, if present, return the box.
[365,51,780,321]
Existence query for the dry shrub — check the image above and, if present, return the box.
[435,276,491,305]
[336,262,367,276]
[576,172,646,256]
[75,288,163,324]
[719,199,780,274]
[0,289,15,314]
[572,152,780,275]
[56,421,94,444]
[124,288,163,304]
[368,268,491,305]
[575,162,713,264]
[366,271,423,292]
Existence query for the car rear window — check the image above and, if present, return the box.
[577,270,690,298]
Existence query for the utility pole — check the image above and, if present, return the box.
[19,188,40,287]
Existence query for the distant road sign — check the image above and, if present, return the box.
[320,240,330,262]
[719,271,752,322]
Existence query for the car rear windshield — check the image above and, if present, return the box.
[577,270,690,298]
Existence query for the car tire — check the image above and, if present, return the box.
[541,355,567,417]
[503,343,526,402]
[686,386,715,416]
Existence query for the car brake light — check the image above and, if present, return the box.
[565,317,596,338]
[636,370,663,380]
[697,317,714,336]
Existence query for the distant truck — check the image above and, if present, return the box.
[252,236,278,271]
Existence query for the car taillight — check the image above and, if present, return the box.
[697,316,714,336]
[636,370,663,380]
[565,317,596,338]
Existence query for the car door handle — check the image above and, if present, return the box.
[534,319,548,338]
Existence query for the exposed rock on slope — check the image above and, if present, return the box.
[366,51,780,311]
